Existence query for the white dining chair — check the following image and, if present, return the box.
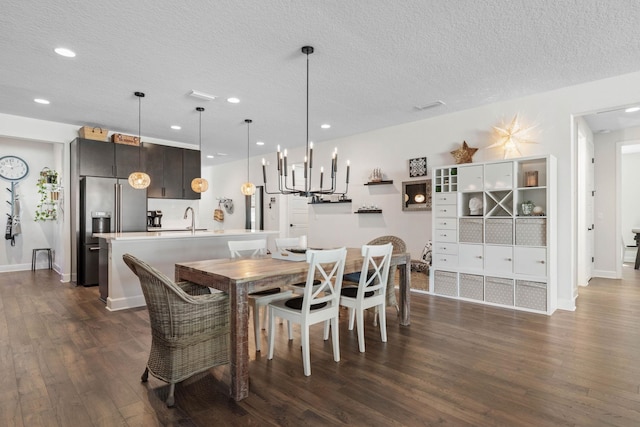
[228,239,292,352]
[267,247,347,376]
[339,243,393,352]
[274,236,318,294]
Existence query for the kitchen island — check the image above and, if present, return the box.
[94,229,279,311]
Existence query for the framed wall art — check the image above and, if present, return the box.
[409,157,427,177]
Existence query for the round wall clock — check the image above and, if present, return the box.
[0,155,29,181]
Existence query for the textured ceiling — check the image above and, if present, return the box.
[2,0,640,164]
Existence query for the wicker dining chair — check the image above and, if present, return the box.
[122,254,230,407]
[343,235,406,324]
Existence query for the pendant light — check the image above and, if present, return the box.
[240,119,256,196]
[190,107,209,193]
[128,91,151,189]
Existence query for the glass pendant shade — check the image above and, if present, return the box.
[128,171,151,189]
[191,177,209,193]
[241,181,256,196]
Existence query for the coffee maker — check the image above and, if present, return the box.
[147,210,163,228]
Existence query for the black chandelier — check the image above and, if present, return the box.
[262,46,350,201]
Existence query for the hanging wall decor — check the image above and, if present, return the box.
[409,157,427,177]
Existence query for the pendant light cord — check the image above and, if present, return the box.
[135,91,145,169]
[247,120,250,182]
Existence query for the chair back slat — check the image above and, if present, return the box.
[228,239,267,258]
[357,243,393,298]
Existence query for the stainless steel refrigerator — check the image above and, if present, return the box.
[78,177,147,292]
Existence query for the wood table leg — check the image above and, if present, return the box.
[229,284,250,401]
[398,254,411,326]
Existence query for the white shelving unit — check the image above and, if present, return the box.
[430,155,557,315]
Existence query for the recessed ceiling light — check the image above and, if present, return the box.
[625,106,640,113]
[54,47,76,58]
[34,98,50,105]
[206,155,214,159]
[227,97,240,104]
[170,125,181,130]
[321,124,331,129]
[256,141,264,146]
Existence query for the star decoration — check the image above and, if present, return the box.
[487,114,537,159]
[450,141,478,164]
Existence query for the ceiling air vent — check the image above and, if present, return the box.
[414,100,445,111]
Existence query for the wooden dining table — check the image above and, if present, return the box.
[174,247,411,401]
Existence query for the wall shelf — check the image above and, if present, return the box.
[355,209,382,214]
[308,199,352,205]
[364,180,393,185]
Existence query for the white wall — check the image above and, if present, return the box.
[0,137,62,272]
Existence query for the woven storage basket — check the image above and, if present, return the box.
[79,126,109,141]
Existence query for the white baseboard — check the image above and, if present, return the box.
[592,269,619,279]
[557,296,576,311]
[106,295,146,312]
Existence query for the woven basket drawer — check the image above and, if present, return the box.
[459,218,484,243]
[459,274,484,301]
[434,270,458,296]
[485,218,513,245]
[485,276,514,306]
[515,280,547,311]
[516,218,546,246]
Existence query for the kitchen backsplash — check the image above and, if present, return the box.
[147,199,200,229]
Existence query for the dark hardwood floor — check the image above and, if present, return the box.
[1,266,639,426]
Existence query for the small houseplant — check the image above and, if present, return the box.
[35,167,59,221]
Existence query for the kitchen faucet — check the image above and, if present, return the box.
[184,206,195,234]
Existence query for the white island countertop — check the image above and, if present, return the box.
[94,228,277,241]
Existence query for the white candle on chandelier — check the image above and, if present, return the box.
[291,165,296,187]
[346,160,350,184]
[262,158,267,183]
[276,145,281,171]
[283,149,288,175]
[320,166,324,188]
[304,156,308,178]
[309,142,313,169]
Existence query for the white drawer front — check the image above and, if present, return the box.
[432,254,458,268]
[434,205,456,217]
[435,218,457,229]
[458,244,484,270]
[434,229,456,242]
[434,193,457,204]
[434,242,457,255]
[514,247,547,276]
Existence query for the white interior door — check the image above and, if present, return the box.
[287,194,309,238]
